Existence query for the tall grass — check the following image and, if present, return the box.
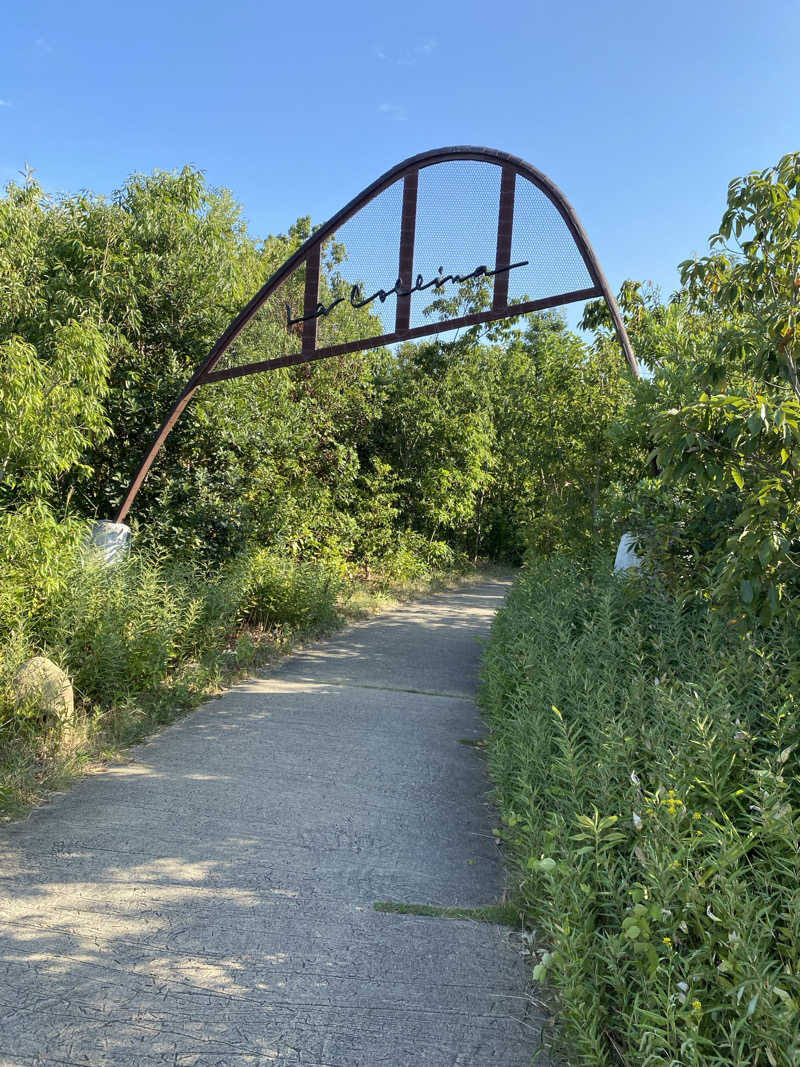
[0,517,469,817]
[481,556,800,1066]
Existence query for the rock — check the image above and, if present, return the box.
[12,656,74,723]
[614,532,642,573]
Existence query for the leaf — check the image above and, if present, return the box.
[747,412,764,436]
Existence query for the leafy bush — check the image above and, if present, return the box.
[584,153,800,626]
[481,556,800,1066]
[0,503,87,641]
[30,547,347,707]
[50,552,218,702]
[238,549,343,631]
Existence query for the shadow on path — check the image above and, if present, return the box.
[0,578,546,1066]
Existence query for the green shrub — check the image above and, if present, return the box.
[373,531,462,582]
[238,549,343,631]
[0,503,87,641]
[52,552,204,702]
[481,556,800,1066]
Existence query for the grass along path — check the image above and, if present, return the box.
[1,562,510,821]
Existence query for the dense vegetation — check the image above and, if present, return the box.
[482,153,800,1064]
[2,149,799,1061]
[0,166,639,560]
[483,558,800,1065]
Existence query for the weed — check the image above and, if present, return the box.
[481,554,800,1066]
[374,901,520,926]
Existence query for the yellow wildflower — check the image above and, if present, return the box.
[664,789,684,816]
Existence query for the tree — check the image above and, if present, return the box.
[0,182,110,503]
[652,152,800,621]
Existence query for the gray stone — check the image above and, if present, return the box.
[11,655,73,722]
[0,579,548,1065]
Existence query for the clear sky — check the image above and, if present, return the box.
[2,0,798,306]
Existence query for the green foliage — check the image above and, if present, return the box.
[0,326,109,500]
[0,163,637,572]
[2,540,346,716]
[680,152,800,396]
[484,315,639,559]
[482,557,800,1066]
[0,503,87,639]
[601,154,800,624]
[373,901,520,925]
[654,390,800,621]
[372,338,496,545]
[55,553,208,699]
[368,314,639,565]
[238,549,343,630]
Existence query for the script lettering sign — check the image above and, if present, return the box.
[286,260,529,328]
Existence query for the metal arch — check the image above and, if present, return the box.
[114,146,639,523]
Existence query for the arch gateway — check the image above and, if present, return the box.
[114,146,639,523]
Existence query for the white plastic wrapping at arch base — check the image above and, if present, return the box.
[85,521,132,565]
[614,532,642,573]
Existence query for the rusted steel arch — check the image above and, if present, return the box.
[114,146,639,523]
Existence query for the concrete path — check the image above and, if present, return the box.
[0,578,545,1066]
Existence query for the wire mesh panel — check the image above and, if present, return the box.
[410,161,502,328]
[214,270,304,374]
[508,175,594,304]
[210,154,603,381]
[326,179,404,338]
[215,182,405,374]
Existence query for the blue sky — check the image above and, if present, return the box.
[2,0,798,308]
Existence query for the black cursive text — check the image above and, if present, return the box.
[286,259,528,328]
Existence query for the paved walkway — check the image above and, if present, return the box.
[0,578,545,1066]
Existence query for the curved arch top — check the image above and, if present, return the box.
[114,146,639,522]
